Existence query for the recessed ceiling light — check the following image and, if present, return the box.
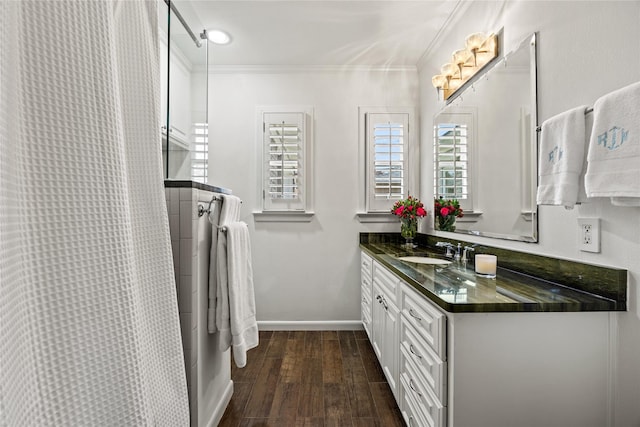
[207,29,231,45]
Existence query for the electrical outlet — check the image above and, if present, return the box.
[578,218,600,253]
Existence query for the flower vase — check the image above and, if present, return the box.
[438,215,456,232]
[400,217,418,248]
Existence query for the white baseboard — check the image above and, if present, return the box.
[204,380,233,427]
[257,320,364,331]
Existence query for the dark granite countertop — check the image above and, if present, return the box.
[361,239,626,313]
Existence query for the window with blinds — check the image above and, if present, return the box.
[366,113,409,212]
[262,111,306,211]
[434,122,469,202]
[191,122,208,183]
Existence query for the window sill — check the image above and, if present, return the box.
[253,211,315,223]
[455,210,482,223]
[356,212,398,223]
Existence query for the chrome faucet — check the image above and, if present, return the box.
[462,245,475,265]
[435,241,455,258]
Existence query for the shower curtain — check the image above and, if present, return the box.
[0,1,189,425]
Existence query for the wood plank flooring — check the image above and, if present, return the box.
[219,330,405,427]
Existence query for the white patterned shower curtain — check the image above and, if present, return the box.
[0,1,189,425]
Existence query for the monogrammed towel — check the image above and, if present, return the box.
[585,81,640,205]
[536,105,589,208]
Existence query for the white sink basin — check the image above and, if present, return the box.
[398,256,452,266]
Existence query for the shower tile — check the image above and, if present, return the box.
[180,202,193,237]
[179,277,192,313]
[179,187,192,201]
[168,214,180,239]
[171,239,180,278]
[167,190,179,215]
[179,239,192,276]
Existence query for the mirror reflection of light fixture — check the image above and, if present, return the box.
[432,32,499,101]
[431,74,448,100]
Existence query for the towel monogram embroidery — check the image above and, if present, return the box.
[548,145,563,164]
[597,126,628,151]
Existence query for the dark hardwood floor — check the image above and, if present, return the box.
[219,330,405,427]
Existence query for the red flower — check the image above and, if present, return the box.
[394,206,404,216]
[440,207,450,217]
[416,207,426,216]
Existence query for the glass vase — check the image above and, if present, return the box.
[400,217,418,248]
[437,215,456,232]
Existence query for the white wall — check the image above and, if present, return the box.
[418,2,640,426]
[208,68,419,325]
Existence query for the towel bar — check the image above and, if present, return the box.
[197,195,243,217]
[197,195,222,217]
[536,106,593,132]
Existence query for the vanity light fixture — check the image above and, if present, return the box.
[431,32,498,100]
[206,29,231,45]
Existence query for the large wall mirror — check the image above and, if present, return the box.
[433,33,538,242]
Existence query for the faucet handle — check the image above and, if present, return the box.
[462,246,475,262]
[435,241,455,258]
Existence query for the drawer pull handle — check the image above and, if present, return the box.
[409,344,422,359]
[362,297,367,303]
[408,308,422,321]
[380,297,388,311]
[408,416,415,427]
[409,378,422,397]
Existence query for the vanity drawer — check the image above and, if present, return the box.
[361,252,372,278]
[401,284,446,360]
[400,375,429,427]
[373,260,399,303]
[400,347,445,427]
[400,317,446,404]
[361,283,371,319]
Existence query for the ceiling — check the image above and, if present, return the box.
[170,0,463,67]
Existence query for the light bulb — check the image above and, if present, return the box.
[207,29,231,45]
[453,49,472,66]
[465,32,486,51]
[441,63,458,78]
[432,75,447,89]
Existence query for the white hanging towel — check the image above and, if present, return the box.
[216,222,258,368]
[206,198,222,334]
[208,194,242,334]
[536,105,589,208]
[585,81,640,206]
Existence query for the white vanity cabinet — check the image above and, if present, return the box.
[361,250,613,427]
[399,283,447,427]
[370,260,400,399]
[360,252,373,339]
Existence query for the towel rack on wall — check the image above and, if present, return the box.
[198,195,222,217]
[535,106,593,132]
[197,195,243,217]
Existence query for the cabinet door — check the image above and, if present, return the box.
[382,298,399,399]
[371,281,385,361]
[372,280,400,399]
[361,252,373,338]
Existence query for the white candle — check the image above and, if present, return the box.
[475,254,497,278]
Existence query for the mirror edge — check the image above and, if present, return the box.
[433,32,539,243]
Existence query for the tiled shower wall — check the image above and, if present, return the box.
[165,185,232,427]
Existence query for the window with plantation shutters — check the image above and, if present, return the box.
[366,112,410,212]
[258,108,313,217]
[433,110,474,212]
[191,122,208,183]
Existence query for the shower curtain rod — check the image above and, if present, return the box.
[164,0,202,48]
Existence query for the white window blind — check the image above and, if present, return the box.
[191,122,208,183]
[263,112,306,211]
[434,122,469,201]
[366,113,409,212]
